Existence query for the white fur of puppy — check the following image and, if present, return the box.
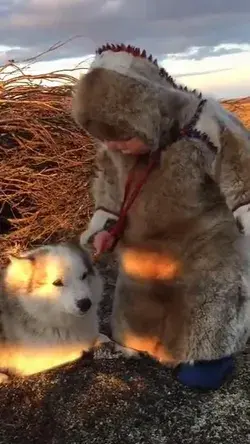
[0,242,109,382]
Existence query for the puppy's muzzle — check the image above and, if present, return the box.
[76,298,92,313]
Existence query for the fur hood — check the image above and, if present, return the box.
[72,44,249,155]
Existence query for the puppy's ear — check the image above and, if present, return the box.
[8,253,22,263]
[6,255,34,287]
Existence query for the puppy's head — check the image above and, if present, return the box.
[72,48,164,151]
[4,243,103,322]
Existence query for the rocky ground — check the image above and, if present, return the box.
[0,258,249,444]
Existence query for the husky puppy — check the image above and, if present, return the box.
[0,242,108,383]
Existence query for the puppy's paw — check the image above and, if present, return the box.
[0,373,10,384]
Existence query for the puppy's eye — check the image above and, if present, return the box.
[81,272,88,280]
[53,279,64,287]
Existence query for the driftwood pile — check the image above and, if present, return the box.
[0,65,94,266]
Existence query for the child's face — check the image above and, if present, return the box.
[106,137,150,155]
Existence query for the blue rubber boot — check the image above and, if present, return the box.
[176,356,235,390]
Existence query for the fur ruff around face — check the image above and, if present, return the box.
[72,43,250,365]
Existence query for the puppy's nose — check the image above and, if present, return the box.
[76,298,92,313]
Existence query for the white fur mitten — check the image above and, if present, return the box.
[233,204,250,235]
[80,208,118,247]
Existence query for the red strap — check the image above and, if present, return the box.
[110,157,156,236]
[94,152,159,259]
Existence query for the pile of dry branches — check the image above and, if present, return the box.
[0,64,95,266]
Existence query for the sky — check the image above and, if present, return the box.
[0,0,250,99]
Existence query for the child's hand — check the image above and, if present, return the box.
[93,230,116,255]
[106,137,150,155]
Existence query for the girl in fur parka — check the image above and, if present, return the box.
[72,44,250,390]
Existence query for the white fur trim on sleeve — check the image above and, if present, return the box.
[233,204,250,235]
[80,209,118,246]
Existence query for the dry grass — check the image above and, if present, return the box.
[223,97,250,128]
[0,65,95,266]
[0,59,249,267]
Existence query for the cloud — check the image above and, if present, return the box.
[167,44,250,61]
[0,0,249,64]
[175,68,232,78]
